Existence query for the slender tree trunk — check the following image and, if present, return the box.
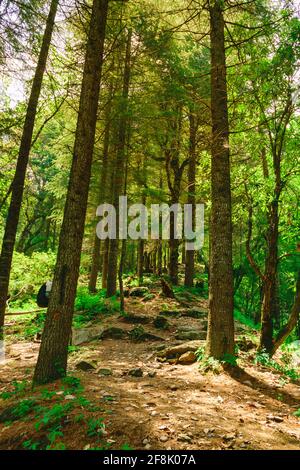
[106,30,132,297]
[33,0,109,385]
[89,100,112,293]
[138,239,144,285]
[157,241,162,275]
[101,238,109,289]
[169,210,180,284]
[137,194,146,285]
[0,0,59,335]
[184,112,197,287]
[259,200,279,352]
[118,151,129,312]
[206,1,234,359]
[271,271,300,355]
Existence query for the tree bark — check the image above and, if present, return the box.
[0,0,59,335]
[33,0,109,385]
[184,112,197,287]
[259,198,279,351]
[88,99,112,293]
[271,271,300,356]
[206,0,235,359]
[106,30,132,297]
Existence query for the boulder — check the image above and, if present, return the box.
[71,325,104,346]
[119,314,151,324]
[159,309,181,317]
[128,368,143,377]
[178,351,197,364]
[153,316,169,329]
[175,329,207,341]
[129,326,164,342]
[75,360,96,371]
[97,368,113,376]
[158,340,204,359]
[180,308,207,319]
[159,308,207,319]
[99,327,127,340]
[129,287,149,297]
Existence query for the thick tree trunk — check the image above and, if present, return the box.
[33,0,109,385]
[184,113,197,287]
[106,30,132,297]
[0,0,59,335]
[206,1,235,359]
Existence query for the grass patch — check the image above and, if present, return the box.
[234,308,260,330]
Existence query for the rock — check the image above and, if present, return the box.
[128,368,143,377]
[119,314,151,324]
[71,325,104,346]
[237,336,256,352]
[180,308,208,319]
[177,433,192,442]
[203,428,215,435]
[243,380,253,387]
[158,341,204,360]
[143,294,155,302]
[64,394,76,400]
[143,438,149,445]
[147,371,157,378]
[178,351,197,364]
[223,433,236,441]
[159,310,181,317]
[159,308,207,319]
[129,287,149,297]
[153,316,169,330]
[155,343,172,351]
[129,327,164,342]
[145,444,151,450]
[175,330,207,341]
[266,415,284,423]
[160,435,169,442]
[98,368,113,376]
[99,327,127,340]
[75,360,96,371]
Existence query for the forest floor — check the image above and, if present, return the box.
[0,283,299,451]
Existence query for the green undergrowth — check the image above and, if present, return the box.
[0,376,110,450]
[195,346,239,373]
[8,289,121,340]
[73,287,120,327]
[234,308,260,330]
[254,350,300,382]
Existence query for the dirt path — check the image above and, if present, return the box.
[0,291,299,450]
